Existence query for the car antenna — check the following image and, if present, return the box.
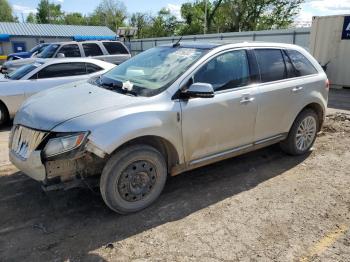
[173,36,183,47]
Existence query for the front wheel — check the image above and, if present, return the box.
[280,109,319,155]
[100,144,167,214]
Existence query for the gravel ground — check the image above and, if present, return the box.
[0,90,349,262]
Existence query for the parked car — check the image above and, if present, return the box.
[6,43,50,61]
[1,40,130,74]
[0,58,115,124]
[9,42,328,214]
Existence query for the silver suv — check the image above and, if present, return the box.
[9,42,329,214]
[2,40,130,73]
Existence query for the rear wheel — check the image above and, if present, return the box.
[280,109,319,155]
[0,103,9,126]
[100,144,167,214]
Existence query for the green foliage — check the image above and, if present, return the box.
[214,0,304,32]
[36,0,64,24]
[64,12,88,25]
[179,0,304,34]
[130,9,179,38]
[88,0,127,30]
[23,0,304,38]
[26,13,37,23]
[130,13,152,38]
[180,0,223,34]
[0,0,17,22]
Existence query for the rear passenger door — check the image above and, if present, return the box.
[253,48,318,142]
[101,42,131,65]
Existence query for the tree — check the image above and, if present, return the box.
[180,0,223,35]
[36,0,64,24]
[130,12,152,38]
[214,0,303,32]
[0,0,17,22]
[151,8,179,37]
[65,12,88,25]
[180,0,304,35]
[130,9,180,38]
[26,12,37,23]
[89,0,127,30]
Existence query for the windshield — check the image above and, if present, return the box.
[38,44,60,58]
[101,46,208,96]
[30,44,48,54]
[6,62,43,80]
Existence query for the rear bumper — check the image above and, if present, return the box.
[9,150,46,181]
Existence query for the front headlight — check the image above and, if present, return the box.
[44,132,88,157]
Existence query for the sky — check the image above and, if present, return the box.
[8,0,350,24]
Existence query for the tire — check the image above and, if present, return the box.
[100,144,167,214]
[280,109,319,156]
[0,103,9,126]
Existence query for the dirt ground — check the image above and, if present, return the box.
[0,89,350,262]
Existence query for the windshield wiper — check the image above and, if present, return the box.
[98,76,138,96]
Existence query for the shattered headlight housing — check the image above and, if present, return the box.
[43,132,88,158]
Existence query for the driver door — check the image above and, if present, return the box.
[180,49,258,163]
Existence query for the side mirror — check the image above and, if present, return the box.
[56,53,65,58]
[182,83,215,99]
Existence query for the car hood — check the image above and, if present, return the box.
[8,52,32,58]
[0,77,11,82]
[14,80,145,131]
[4,57,37,67]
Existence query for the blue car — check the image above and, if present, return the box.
[7,43,50,61]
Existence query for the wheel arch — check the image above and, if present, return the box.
[0,99,10,123]
[299,102,325,131]
[109,135,180,174]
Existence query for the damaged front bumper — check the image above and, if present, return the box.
[9,126,107,188]
[9,150,46,181]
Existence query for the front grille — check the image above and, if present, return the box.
[10,125,47,159]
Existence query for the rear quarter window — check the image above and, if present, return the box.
[286,50,318,76]
[103,42,129,55]
[86,63,103,74]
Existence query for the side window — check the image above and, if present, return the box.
[57,44,81,57]
[282,50,297,78]
[83,43,103,56]
[37,63,87,79]
[102,42,129,55]
[86,63,103,74]
[255,49,286,82]
[193,50,250,92]
[286,49,318,76]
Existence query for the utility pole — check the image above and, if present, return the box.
[204,0,208,34]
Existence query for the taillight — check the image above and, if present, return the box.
[325,79,330,90]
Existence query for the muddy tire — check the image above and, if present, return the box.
[0,102,9,126]
[280,109,319,156]
[100,144,167,214]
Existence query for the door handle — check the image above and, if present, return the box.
[240,97,255,104]
[292,86,303,93]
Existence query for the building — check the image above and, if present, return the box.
[310,15,350,88]
[0,22,117,60]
